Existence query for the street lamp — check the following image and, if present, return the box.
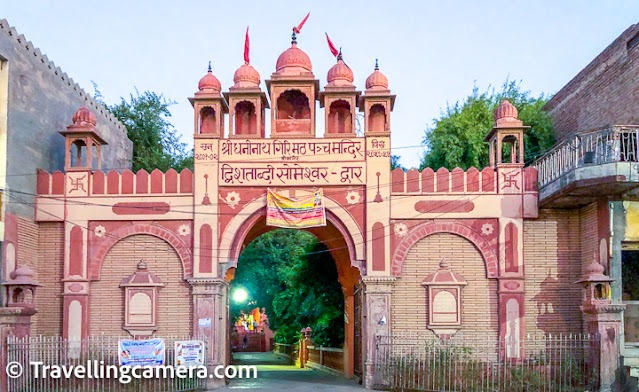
[233,288,248,303]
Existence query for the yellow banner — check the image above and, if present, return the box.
[266,189,326,228]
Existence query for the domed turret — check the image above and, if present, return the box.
[493,100,523,128]
[365,60,389,90]
[326,58,353,87]
[198,63,222,93]
[72,107,97,126]
[233,63,260,88]
[275,43,312,75]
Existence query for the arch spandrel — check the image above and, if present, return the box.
[218,194,365,274]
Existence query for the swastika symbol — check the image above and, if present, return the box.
[69,175,87,194]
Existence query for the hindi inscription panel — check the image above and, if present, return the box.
[218,138,365,162]
[220,162,366,186]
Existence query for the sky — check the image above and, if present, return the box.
[3,1,639,168]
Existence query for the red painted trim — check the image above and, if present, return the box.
[391,221,498,278]
[436,168,449,192]
[112,202,170,215]
[89,223,192,280]
[165,169,178,193]
[136,170,149,193]
[199,224,213,273]
[51,171,65,194]
[414,200,474,213]
[467,167,479,192]
[179,169,193,193]
[421,168,435,192]
[451,168,464,191]
[69,226,84,276]
[150,169,163,193]
[482,167,495,192]
[372,222,385,271]
[121,170,134,194]
[92,171,105,194]
[37,170,50,195]
[107,171,119,194]
[392,168,404,193]
[406,169,420,192]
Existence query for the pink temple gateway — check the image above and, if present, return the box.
[3,16,639,392]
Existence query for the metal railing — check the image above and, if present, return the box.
[372,332,599,392]
[532,125,639,187]
[7,334,207,392]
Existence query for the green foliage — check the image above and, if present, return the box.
[390,155,405,171]
[230,230,344,347]
[421,79,555,170]
[107,90,193,172]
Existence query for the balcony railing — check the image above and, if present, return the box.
[532,125,639,188]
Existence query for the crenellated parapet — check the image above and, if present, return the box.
[390,166,538,194]
[36,168,194,196]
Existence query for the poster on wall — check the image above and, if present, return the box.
[266,188,326,228]
[175,340,205,367]
[118,338,165,366]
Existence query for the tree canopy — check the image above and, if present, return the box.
[106,90,193,172]
[420,80,555,170]
[229,229,344,347]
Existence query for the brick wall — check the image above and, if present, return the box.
[580,203,598,270]
[544,24,639,142]
[523,210,584,336]
[32,222,64,336]
[90,234,192,336]
[391,233,498,340]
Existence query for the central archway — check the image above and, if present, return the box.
[220,196,363,379]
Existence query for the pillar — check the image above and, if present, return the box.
[343,287,354,378]
[0,307,35,392]
[190,278,228,389]
[582,304,625,392]
[362,276,394,389]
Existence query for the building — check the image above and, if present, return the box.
[0,19,132,345]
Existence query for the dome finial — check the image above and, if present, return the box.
[208,61,212,73]
[375,59,379,70]
[291,31,297,45]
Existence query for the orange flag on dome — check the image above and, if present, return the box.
[244,26,250,64]
[293,12,310,34]
[325,33,339,57]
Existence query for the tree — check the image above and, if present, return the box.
[107,90,193,172]
[229,229,345,347]
[391,155,405,171]
[420,80,555,170]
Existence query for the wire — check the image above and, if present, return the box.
[5,173,498,262]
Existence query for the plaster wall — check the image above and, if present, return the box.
[0,19,132,219]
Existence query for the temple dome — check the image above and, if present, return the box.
[198,69,222,93]
[493,100,523,127]
[365,66,388,90]
[494,100,518,121]
[72,107,97,126]
[275,43,312,74]
[326,59,353,87]
[233,63,260,88]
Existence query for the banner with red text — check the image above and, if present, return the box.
[266,189,326,228]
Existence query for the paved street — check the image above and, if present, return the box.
[216,352,366,391]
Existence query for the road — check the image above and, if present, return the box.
[216,352,367,391]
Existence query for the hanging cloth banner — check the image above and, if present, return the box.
[267,189,326,228]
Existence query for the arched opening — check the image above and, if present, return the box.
[234,101,257,136]
[368,104,386,134]
[70,139,87,167]
[89,234,192,336]
[276,90,310,120]
[199,106,217,134]
[328,100,352,135]
[392,232,497,340]
[224,209,362,381]
[501,135,520,164]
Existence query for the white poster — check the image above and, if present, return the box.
[175,340,205,367]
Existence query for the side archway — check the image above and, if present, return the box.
[90,223,192,280]
[391,221,498,278]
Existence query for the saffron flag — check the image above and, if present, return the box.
[326,33,339,57]
[293,12,310,34]
[244,26,250,64]
[267,189,326,228]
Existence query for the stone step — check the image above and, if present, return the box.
[625,357,639,367]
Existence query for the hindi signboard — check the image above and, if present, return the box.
[175,340,205,367]
[220,163,365,186]
[218,138,364,162]
[118,338,165,367]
